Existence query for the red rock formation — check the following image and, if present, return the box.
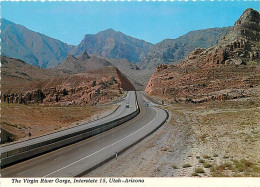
[145,8,260,103]
[2,67,135,105]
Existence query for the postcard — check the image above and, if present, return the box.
[0,0,259,186]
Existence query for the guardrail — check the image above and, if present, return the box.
[76,107,169,177]
[0,92,140,168]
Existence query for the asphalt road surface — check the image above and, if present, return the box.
[1,91,137,154]
[1,91,167,177]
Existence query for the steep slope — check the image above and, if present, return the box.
[54,51,113,74]
[1,18,76,68]
[109,58,154,90]
[75,29,153,63]
[145,8,260,103]
[1,56,134,105]
[220,8,260,45]
[53,54,87,74]
[2,18,231,71]
[141,27,230,69]
[1,56,65,93]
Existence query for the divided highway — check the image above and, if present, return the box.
[1,91,138,167]
[1,91,168,177]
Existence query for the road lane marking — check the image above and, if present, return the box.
[2,92,133,153]
[78,147,86,151]
[99,91,137,122]
[17,166,38,176]
[43,107,162,177]
[54,156,63,160]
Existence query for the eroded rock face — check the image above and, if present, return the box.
[2,67,135,105]
[3,90,45,104]
[145,8,260,103]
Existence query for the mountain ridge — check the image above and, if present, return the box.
[145,8,260,103]
[140,27,231,69]
[2,18,234,69]
[1,18,76,68]
[75,28,153,63]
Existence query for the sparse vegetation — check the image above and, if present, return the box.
[182,164,192,168]
[208,159,260,177]
[200,134,208,143]
[203,162,212,168]
[203,155,211,159]
[161,147,168,152]
[195,168,205,173]
[199,159,205,163]
[1,103,117,141]
[172,164,178,169]
[192,172,199,176]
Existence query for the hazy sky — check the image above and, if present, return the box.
[2,1,260,45]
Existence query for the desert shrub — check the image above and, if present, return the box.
[192,172,199,176]
[210,166,216,172]
[199,159,205,163]
[195,168,205,173]
[203,155,211,159]
[182,164,192,168]
[172,164,178,169]
[204,162,212,168]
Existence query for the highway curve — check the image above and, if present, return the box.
[1,91,168,177]
[0,91,138,168]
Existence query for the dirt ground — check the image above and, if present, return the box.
[1,103,118,142]
[86,92,260,177]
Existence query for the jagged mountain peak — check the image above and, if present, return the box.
[99,28,117,34]
[66,54,77,60]
[77,51,91,61]
[220,8,260,45]
[1,18,15,28]
[76,28,153,63]
[236,8,260,25]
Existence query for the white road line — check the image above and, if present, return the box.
[54,156,63,160]
[2,92,133,153]
[43,107,160,177]
[101,91,132,121]
[78,147,86,151]
[17,166,38,176]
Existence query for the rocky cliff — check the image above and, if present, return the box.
[2,57,135,105]
[53,51,114,74]
[1,19,76,68]
[140,27,230,69]
[145,8,260,103]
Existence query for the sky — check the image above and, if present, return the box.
[2,1,260,45]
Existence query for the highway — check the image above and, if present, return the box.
[1,91,137,164]
[1,91,168,177]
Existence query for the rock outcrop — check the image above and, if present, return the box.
[75,29,153,63]
[140,27,230,69]
[1,56,135,105]
[54,51,114,74]
[145,8,260,103]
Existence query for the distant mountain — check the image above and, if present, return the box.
[75,29,153,63]
[220,8,260,45]
[145,8,260,103]
[109,58,154,91]
[1,56,65,93]
[54,51,113,74]
[1,18,76,68]
[2,18,231,70]
[1,55,135,106]
[140,27,231,69]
